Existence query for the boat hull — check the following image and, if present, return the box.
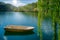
[4,25,34,32]
[4,28,33,32]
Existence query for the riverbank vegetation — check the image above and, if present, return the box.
[0,2,37,12]
[38,0,60,40]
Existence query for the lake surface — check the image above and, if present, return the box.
[0,12,53,40]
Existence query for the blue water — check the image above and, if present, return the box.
[41,18,54,40]
[0,12,39,40]
[0,12,53,40]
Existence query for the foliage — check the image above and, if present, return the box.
[38,0,60,40]
[0,2,17,12]
[0,2,37,12]
[18,2,37,12]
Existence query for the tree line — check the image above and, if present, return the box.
[0,2,37,12]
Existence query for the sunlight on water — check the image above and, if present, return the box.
[42,26,52,34]
[41,18,53,35]
[42,25,53,35]
[13,13,25,20]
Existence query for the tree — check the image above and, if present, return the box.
[38,0,60,40]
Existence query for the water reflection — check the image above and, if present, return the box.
[0,12,38,40]
[4,31,34,36]
[41,18,53,40]
[4,36,7,40]
[0,12,53,40]
[13,12,25,20]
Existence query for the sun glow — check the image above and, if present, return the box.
[12,0,17,6]
[4,0,26,7]
[12,0,26,7]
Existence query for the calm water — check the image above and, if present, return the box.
[0,12,53,40]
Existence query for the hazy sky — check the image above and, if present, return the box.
[0,0,37,7]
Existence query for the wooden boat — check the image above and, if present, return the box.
[4,25,34,32]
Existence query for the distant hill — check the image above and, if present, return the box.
[0,2,37,12]
[0,2,17,12]
[18,2,38,12]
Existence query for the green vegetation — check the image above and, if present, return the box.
[37,0,43,40]
[38,0,60,40]
[0,2,17,12]
[18,2,37,12]
[0,2,37,12]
